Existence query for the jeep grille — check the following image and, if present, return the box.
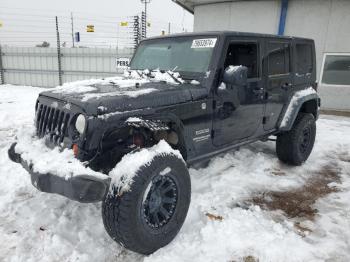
[36,103,70,144]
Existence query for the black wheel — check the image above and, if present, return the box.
[102,153,191,255]
[276,113,316,166]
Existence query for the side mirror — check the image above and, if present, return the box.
[222,65,248,86]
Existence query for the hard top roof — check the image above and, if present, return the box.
[144,31,313,42]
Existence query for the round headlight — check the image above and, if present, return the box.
[75,114,86,134]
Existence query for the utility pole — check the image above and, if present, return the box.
[168,22,171,35]
[55,16,63,86]
[141,12,146,39]
[71,12,75,47]
[0,45,4,85]
[140,0,151,38]
[133,15,140,51]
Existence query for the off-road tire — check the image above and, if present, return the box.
[276,113,316,166]
[102,153,191,255]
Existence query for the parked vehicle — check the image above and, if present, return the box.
[9,31,320,255]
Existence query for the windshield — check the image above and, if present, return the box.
[130,36,217,74]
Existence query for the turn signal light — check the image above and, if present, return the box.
[133,134,145,147]
[72,144,79,157]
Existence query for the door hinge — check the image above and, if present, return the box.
[211,129,215,138]
[263,116,268,124]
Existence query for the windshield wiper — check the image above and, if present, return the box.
[166,71,183,84]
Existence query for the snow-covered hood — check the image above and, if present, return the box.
[39,72,207,116]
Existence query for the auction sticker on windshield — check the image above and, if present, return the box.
[191,38,217,49]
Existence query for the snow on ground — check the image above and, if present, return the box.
[0,84,349,262]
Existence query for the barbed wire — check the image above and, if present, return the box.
[0,7,191,48]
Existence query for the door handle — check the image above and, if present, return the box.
[281,83,292,90]
[252,87,264,95]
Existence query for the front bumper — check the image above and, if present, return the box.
[8,143,111,203]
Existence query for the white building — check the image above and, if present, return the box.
[173,0,350,112]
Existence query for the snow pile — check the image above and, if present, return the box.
[97,108,146,120]
[52,75,156,102]
[14,128,107,181]
[125,69,185,85]
[109,140,183,194]
[126,116,143,123]
[280,87,317,128]
[50,69,192,102]
[53,75,147,94]
[150,70,184,84]
[218,82,226,90]
[226,65,244,74]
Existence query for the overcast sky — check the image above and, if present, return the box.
[0,0,193,47]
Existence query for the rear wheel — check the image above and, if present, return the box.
[276,113,316,166]
[102,153,191,255]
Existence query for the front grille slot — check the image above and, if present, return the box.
[36,102,71,145]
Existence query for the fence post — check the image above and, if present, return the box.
[0,45,4,84]
[55,16,63,86]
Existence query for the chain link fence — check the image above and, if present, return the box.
[0,8,190,87]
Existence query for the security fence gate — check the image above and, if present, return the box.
[0,46,133,87]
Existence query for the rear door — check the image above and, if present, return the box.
[263,39,293,131]
[293,39,315,89]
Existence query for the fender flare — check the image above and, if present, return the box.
[278,92,320,132]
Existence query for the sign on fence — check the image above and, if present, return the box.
[116,58,130,69]
[86,25,94,32]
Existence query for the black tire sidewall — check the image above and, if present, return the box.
[292,115,316,163]
[103,153,191,254]
[276,113,316,165]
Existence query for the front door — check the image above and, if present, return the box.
[263,40,293,130]
[213,40,265,146]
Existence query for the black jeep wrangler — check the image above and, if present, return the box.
[9,31,320,255]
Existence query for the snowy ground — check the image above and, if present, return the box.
[0,84,349,262]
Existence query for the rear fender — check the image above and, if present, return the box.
[279,91,320,131]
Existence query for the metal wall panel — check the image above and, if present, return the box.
[0,46,133,87]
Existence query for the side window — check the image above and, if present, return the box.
[268,42,290,76]
[321,54,350,86]
[296,43,313,74]
[224,42,259,79]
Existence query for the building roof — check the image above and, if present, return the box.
[172,0,249,14]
